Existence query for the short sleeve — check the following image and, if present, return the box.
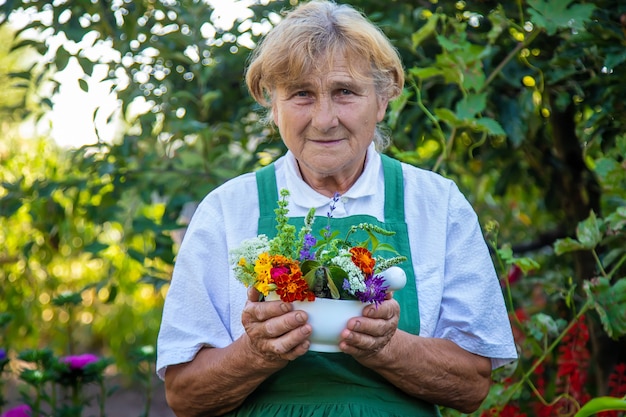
[434,183,518,369]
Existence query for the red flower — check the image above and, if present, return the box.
[481,404,526,417]
[555,318,591,403]
[273,267,314,302]
[506,264,523,285]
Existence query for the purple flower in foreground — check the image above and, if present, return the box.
[299,233,317,261]
[1,404,32,417]
[355,275,389,306]
[61,353,100,370]
[0,348,6,361]
[324,193,341,238]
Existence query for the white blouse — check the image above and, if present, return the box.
[156,144,517,378]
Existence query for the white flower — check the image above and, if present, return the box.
[331,249,366,295]
[229,235,270,287]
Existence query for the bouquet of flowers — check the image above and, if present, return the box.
[230,189,407,306]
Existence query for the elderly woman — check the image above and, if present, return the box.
[156,1,517,416]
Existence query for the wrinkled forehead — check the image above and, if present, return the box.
[275,45,374,89]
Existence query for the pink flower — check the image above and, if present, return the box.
[61,353,100,370]
[1,404,32,417]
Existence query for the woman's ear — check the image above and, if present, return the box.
[376,97,390,122]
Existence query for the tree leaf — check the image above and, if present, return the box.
[554,237,586,255]
[527,0,596,36]
[473,117,506,136]
[576,210,602,249]
[409,67,444,80]
[455,93,486,120]
[434,108,460,127]
[584,277,626,340]
[78,78,89,93]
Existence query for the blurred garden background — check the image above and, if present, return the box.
[0,0,625,416]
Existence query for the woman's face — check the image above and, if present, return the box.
[272,57,389,194]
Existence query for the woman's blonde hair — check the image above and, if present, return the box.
[245,0,404,149]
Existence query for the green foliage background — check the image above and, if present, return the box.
[1,0,625,414]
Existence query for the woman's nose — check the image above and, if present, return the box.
[311,97,339,132]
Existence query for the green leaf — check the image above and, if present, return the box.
[576,211,602,249]
[434,108,460,127]
[409,67,444,80]
[473,117,506,136]
[527,0,596,36]
[554,237,586,255]
[387,89,409,129]
[584,278,626,339]
[55,47,71,72]
[437,34,464,52]
[606,207,626,231]
[106,284,118,304]
[78,78,89,93]
[554,211,604,254]
[574,396,626,417]
[326,266,346,299]
[9,39,39,52]
[372,242,400,255]
[455,93,486,120]
[604,50,626,70]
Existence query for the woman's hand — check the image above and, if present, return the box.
[241,288,312,362]
[338,295,400,358]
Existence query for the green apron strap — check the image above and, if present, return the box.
[381,154,405,223]
[255,164,278,218]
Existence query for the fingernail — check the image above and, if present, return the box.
[296,312,306,323]
[280,303,290,313]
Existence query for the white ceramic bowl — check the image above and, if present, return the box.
[293,297,365,352]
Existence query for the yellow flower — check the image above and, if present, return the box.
[254,253,272,283]
[254,281,273,296]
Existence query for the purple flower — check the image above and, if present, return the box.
[1,404,32,417]
[355,275,389,306]
[61,353,100,370]
[299,233,317,261]
[0,348,6,361]
[324,193,341,238]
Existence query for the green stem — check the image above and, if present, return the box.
[499,301,593,410]
[67,308,75,355]
[591,249,607,278]
[99,378,106,417]
[433,127,457,173]
[482,29,542,92]
[51,381,57,413]
[143,371,153,417]
[411,81,448,157]
[607,254,626,280]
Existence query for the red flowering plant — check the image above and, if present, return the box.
[230,189,407,305]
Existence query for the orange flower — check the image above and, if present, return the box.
[350,247,375,275]
[273,264,314,302]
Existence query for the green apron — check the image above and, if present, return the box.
[227,155,440,416]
